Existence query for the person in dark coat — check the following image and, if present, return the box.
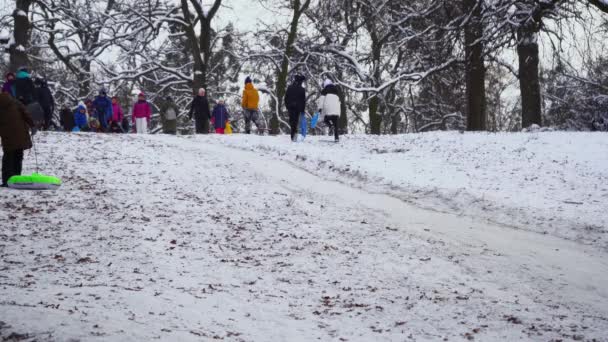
[35,78,55,130]
[0,93,34,187]
[14,67,36,105]
[92,89,113,130]
[284,74,307,142]
[60,106,75,131]
[188,88,210,134]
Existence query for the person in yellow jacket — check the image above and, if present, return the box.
[241,77,261,134]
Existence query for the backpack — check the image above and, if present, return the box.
[166,107,177,120]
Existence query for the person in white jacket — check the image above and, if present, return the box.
[318,79,342,142]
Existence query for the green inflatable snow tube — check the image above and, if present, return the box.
[8,173,62,190]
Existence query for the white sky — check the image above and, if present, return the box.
[201,0,289,30]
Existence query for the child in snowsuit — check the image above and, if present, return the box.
[73,105,89,131]
[132,92,151,134]
[211,99,230,134]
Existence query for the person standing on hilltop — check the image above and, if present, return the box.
[241,77,261,134]
[188,88,210,134]
[132,92,151,134]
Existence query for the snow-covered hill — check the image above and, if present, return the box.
[1,132,607,341]
[217,132,608,250]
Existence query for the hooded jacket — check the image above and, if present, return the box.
[0,93,33,151]
[318,84,341,117]
[74,106,88,128]
[284,77,306,113]
[241,83,260,110]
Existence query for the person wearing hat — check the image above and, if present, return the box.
[93,89,113,130]
[318,79,342,142]
[34,77,55,130]
[241,76,260,134]
[159,96,179,135]
[0,92,34,187]
[132,92,151,134]
[188,88,211,134]
[14,67,36,106]
[2,72,16,97]
[284,74,307,142]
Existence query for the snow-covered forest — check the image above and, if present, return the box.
[1,0,607,134]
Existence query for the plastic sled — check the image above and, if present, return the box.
[300,113,307,138]
[8,173,62,190]
[311,112,320,129]
[225,122,233,135]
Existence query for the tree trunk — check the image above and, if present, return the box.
[368,95,381,134]
[273,0,310,135]
[199,19,212,90]
[390,113,400,134]
[10,0,33,71]
[338,89,348,135]
[517,23,542,128]
[464,0,486,131]
[78,60,92,98]
[368,34,383,135]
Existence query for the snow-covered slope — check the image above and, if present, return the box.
[1,132,607,341]
[215,132,608,250]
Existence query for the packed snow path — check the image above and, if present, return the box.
[1,133,607,341]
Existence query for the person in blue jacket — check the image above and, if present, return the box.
[211,99,230,134]
[73,105,89,131]
[92,89,113,130]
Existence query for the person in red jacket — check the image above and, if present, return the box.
[132,92,151,134]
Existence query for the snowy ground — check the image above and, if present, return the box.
[1,132,607,341]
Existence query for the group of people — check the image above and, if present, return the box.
[187,77,261,135]
[188,75,343,142]
[3,68,55,130]
[285,75,342,142]
[61,91,154,134]
[0,69,343,186]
